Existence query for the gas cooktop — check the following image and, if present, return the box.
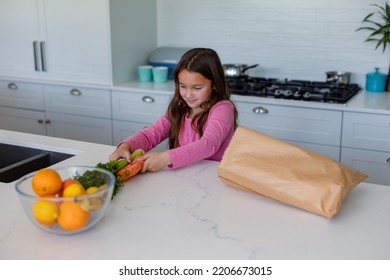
[227,76,361,104]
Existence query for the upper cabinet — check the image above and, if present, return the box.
[0,0,157,85]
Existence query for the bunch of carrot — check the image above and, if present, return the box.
[116,156,144,182]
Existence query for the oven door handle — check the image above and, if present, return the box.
[252,106,269,114]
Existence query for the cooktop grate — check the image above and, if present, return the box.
[227,77,361,104]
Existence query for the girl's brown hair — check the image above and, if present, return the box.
[167,48,238,149]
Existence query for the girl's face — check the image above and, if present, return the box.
[178,69,213,117]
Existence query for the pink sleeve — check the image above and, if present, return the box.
[167,101,235,169]
[120,114,171,152]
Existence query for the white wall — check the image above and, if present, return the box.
[157,0,389,87]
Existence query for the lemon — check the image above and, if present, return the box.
[62,183,85,197]
[32,199,58,226]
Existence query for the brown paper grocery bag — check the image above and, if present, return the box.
[217,126,368,218]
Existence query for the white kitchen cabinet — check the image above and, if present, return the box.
[341,111,390,185]
[43,84,112,118]
[112,90,171,123]
[0,0,157,85]
[0,80,46,135]
[113,120,145,145]
[0,106,46,135]
[112,90,171,150]
[46,112,113,145]
[44,84,113,145]
[0,80,44,110]
[0,79,113,144]
[235,101,342,161]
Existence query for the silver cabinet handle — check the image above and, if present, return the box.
[70,89,82,96]
[7,83,18,90]
[40,41,47,72]
[142,96,155,103]
[37,119,50,124]
[252,106,269,114]
[33,41,40,71]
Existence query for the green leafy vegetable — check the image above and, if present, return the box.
[95,159,129,199]
[74,170,105,189]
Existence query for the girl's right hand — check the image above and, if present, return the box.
[109,142,132,162]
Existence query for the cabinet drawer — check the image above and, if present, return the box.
[0,80,44,110]
[112,91,171,123]
[342,112,390,152]
[44,85,111,118]
[236,102,342,146]
[341,147,390,186]
[0,106,46,135]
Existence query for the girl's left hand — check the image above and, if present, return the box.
[137,151,171,172]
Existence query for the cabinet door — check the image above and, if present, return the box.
[113,120,168,151]
[0,0,111,84]
[0,107,46,135]
[0,0,41,78]
[341,147,390,186]
[46,112,113,145]
[42,0,111,84]
[342,111,390,152]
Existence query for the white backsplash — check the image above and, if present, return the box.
[157,0,389,87]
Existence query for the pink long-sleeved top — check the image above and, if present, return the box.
[121,100,235,169]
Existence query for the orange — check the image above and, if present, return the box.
[32,199,59,226]
[62,183,85,197]
[58,201,90,231]
[32,168,62,196]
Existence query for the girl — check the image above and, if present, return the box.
[109,48,238,172]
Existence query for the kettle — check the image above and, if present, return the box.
[366,67,387,92]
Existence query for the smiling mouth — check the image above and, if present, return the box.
[186,99,197,104]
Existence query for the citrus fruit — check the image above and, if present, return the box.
[79,195,104,212]
[32,168,62,196]
[62,183,85,197]
[58,201,90,231]
[85,186,99,194]
[60,178,80,194]
[32,199,59,226]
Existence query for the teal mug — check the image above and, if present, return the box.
[138,65,153,82]
[152,66,168,83]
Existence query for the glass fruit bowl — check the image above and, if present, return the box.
[15,166,115,235]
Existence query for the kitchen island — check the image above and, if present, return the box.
[0,129,389,260]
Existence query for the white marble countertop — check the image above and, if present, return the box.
[1,129,390,260]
